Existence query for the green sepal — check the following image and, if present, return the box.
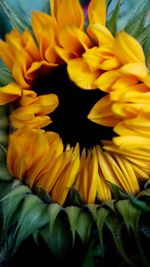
[65,206,82,245]
[41,209,72,260]
[105,213,133,265]
[129,196,150,213]
[116,199,141,233]
[106,0,120,36]
[95,207,110,252]
[1,182,31,229]
[108,182,128,200]
[0,0,31,32]
[124,0,150,38]
[14,200,49,252]
[33,186,53,204]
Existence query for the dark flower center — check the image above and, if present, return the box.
[32,66,114,149]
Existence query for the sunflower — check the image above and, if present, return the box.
[0,0,150,206]
[0,0,150,266]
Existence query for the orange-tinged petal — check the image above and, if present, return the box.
[88,0,106,25]
[12,51,32,88]
[53,0,84,29]
[112,76,138,91]
[58,26,92,57]
[0,92,18,105]
[143,74,150,87]
[25,61,56,81]
[54,45,74,62]
[67,58,100,89]
[0,83,22,104]
[0,41,14,69]
[114,31,145,64]
[51,145,80,204]
[21,30,40,60]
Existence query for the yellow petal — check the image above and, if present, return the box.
[51,145,80,204]
[143,74,150,87]
[0,41,14,69]
[58,26,92,57]
[120,63,148,79]
[114,31,145,64]
[21,30,40,60]
[12,51,32,88]
[51,0,84,29]
[88,95,120,126]
[83,46,119,71]
[112,75,138,91]
[97,169,111,201]
[113,135,150,150]
[36,94,59,114]
[87,23,114,45]
[87,148,98,203]
[95,70,121,91]
[67,58,100,89]
[88,0,106,25]
[0,83,22,104]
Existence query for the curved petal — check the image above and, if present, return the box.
[0,83,22,104]
[58,26,92,57]
[50,0,84,29]
[95,70,121,91]
[88,95,120,126]
[67,58,100,89]
[87,23,114,45]
[120,63,148,79]
[88,0,106,25]
[114,31,145,64]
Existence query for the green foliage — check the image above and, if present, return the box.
[106,0,121,36]
[0,178,150,266]
[124,0,150,38]
[0,0,31,32]
[0,61,14,87]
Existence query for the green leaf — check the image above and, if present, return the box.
[137,24,150,45]
[106,0,120,36]
[124,0,150,38]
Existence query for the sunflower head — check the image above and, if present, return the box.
[0,1,150,265]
